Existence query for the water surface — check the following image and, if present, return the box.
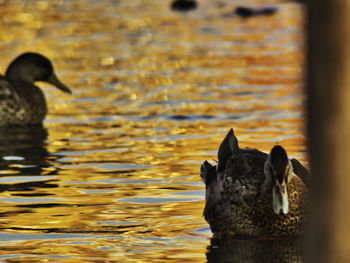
[0,0,306,262]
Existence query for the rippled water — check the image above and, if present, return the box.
[0,0,306,262]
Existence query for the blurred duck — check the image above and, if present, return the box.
[0,52,71,126]
[234,6,278,18]
[171,0,197,12]
[200,129,309,238]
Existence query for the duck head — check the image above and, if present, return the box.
[5,52,71,94]
[265,145,294,215]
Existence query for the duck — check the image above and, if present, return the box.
[200,129,309,238]
[171,0,197,12]
[0,52,71,127]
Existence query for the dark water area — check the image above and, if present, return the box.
[207,237,304,262]
[0,0,306,262]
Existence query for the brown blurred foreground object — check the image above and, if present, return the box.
[307,0,350,262]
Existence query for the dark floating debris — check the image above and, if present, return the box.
[234,6,278,18]
[169,114,214,121]
[171,0,197,12]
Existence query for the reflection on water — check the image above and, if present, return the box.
[0,126,49,173]
[207,237,305,263]
[0,0,306,262]
[0,127,59,200]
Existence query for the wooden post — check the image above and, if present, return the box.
[307,1,350,262]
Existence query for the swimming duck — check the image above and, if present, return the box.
[0,52,71,126]
[200,129,309,238]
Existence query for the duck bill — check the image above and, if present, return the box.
[48,73,72,94]
[272,183,289,215]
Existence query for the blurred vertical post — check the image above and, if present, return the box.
[307,0,350,262]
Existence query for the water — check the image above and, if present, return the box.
[0,0,306,262]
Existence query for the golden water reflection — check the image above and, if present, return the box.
[0,0,305,262]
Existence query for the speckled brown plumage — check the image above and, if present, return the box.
[201,129,309,238]
[0,78,47,126]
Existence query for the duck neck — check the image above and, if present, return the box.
[262,157,274,193]
[262,172,273,193]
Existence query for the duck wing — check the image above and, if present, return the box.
[0,75,20,111]
[0,76,20,104]
[291,158,310,188]
[224,148,268,202]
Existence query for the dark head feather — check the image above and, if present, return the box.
[269,145,288,184]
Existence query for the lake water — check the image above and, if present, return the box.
[0,0,306,262]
